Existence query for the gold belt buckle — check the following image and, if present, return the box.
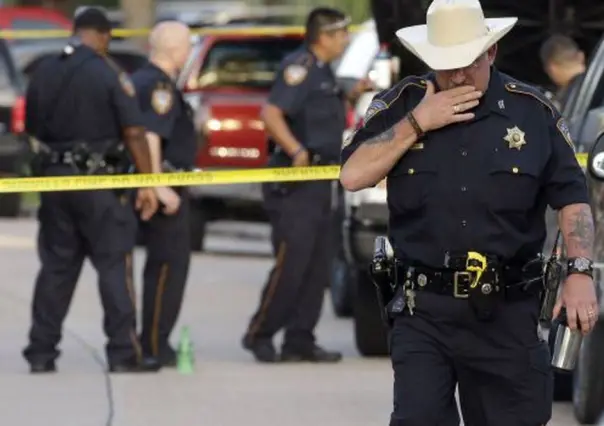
[453,272,471,299]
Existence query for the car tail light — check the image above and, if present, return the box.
[346,107,355,129]
[198,103,216,135]
[11,95,25,134]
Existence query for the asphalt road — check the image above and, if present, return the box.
[0,219,580,426]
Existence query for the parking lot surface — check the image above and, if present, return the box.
[0,219,580,426]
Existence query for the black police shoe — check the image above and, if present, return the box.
[159,347,177,368]
[29,360,57,374]
[280,345,342,363]
[108,356,162,373]
[242,335,278,363]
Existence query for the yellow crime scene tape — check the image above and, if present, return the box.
[0,152,588,194]
[0,166,341,193]
[0,25,361,39]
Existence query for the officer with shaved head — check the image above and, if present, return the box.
[130,20,196,367]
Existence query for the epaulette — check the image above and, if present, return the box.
[103,55,124,74]
[503,79,557,118]
[504,77,576,149]
[364,76,427,124]
[282,51,314,86]
[291,51,314,68]
[103,56,136,97]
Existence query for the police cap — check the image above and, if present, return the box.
[73,6,112,34]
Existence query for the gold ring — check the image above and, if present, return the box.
[588,309,596,318]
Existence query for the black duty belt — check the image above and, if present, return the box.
[397,254,543,302]
[44,151,121,171]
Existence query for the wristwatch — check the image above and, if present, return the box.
[567,257,594,278]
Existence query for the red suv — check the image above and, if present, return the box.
[179,29,355,251]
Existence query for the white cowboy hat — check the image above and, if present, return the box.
[395,0,518,71]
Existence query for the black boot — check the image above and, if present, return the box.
[29,360,57,374]
[242,335,278,363]
[109,356,162,373]
[280,344,342,363]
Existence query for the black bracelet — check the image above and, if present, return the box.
[406,111,425,138]
[567,257,594,278]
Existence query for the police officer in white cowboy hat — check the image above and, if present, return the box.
[340,0,598,425]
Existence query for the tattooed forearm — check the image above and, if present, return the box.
[363,126,395,145]
[560,204,595,258]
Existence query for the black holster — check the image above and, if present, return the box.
[469,255,545,321]
[468,267,502,321]
[369,237,396,327]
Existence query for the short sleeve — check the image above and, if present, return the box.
[267,63,311,115]
[25,57,54,137]
[109,70,144,129]
[340,93,397,165]
[543,115,589,209]
[139,83,177,139]
[25,71,41,136]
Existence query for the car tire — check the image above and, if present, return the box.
[548,318,574,401]
[0,193,21,217]
[189,200,208,252]
[353,269,389,357]
[330,252,354,318]
[573,319,604,424]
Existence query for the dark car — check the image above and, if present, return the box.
[11,39,148,80]
[553,32,604,425]
[0,37,27,217]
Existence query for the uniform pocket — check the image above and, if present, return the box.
[387,154,438,212]
[95,191,137,254]
[529,340,552,375]
[488,160,540,212]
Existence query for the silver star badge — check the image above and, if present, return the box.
[503,126,526,150]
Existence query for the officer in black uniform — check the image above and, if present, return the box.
[242,7,351,363]
[131,21,196,367]
[22,7,159,374]
[341,1,599,425]
[539,34,586,111]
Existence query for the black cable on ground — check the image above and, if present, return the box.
[64,329,115,426]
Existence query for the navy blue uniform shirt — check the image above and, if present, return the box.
[342,69,589,268]
[25,44,143,146]
[131,61,197,170]
[268,45,346,165]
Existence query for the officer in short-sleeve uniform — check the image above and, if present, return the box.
[342,68,588,425]
[131,59,197,367]
[242,8,351,363]
[22,8,159,374]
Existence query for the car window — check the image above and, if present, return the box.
[0,57,12,90]
[109,52,148,74]
[196,38,302,89]
[11,19,67,45]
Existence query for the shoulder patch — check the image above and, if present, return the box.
[556,117,575,150]
[504,82,555,117]
[119,72,135,97]
[284,64,308,86]
[362,76,427,126]
[151,84,173,115]
[364,99,388,122]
